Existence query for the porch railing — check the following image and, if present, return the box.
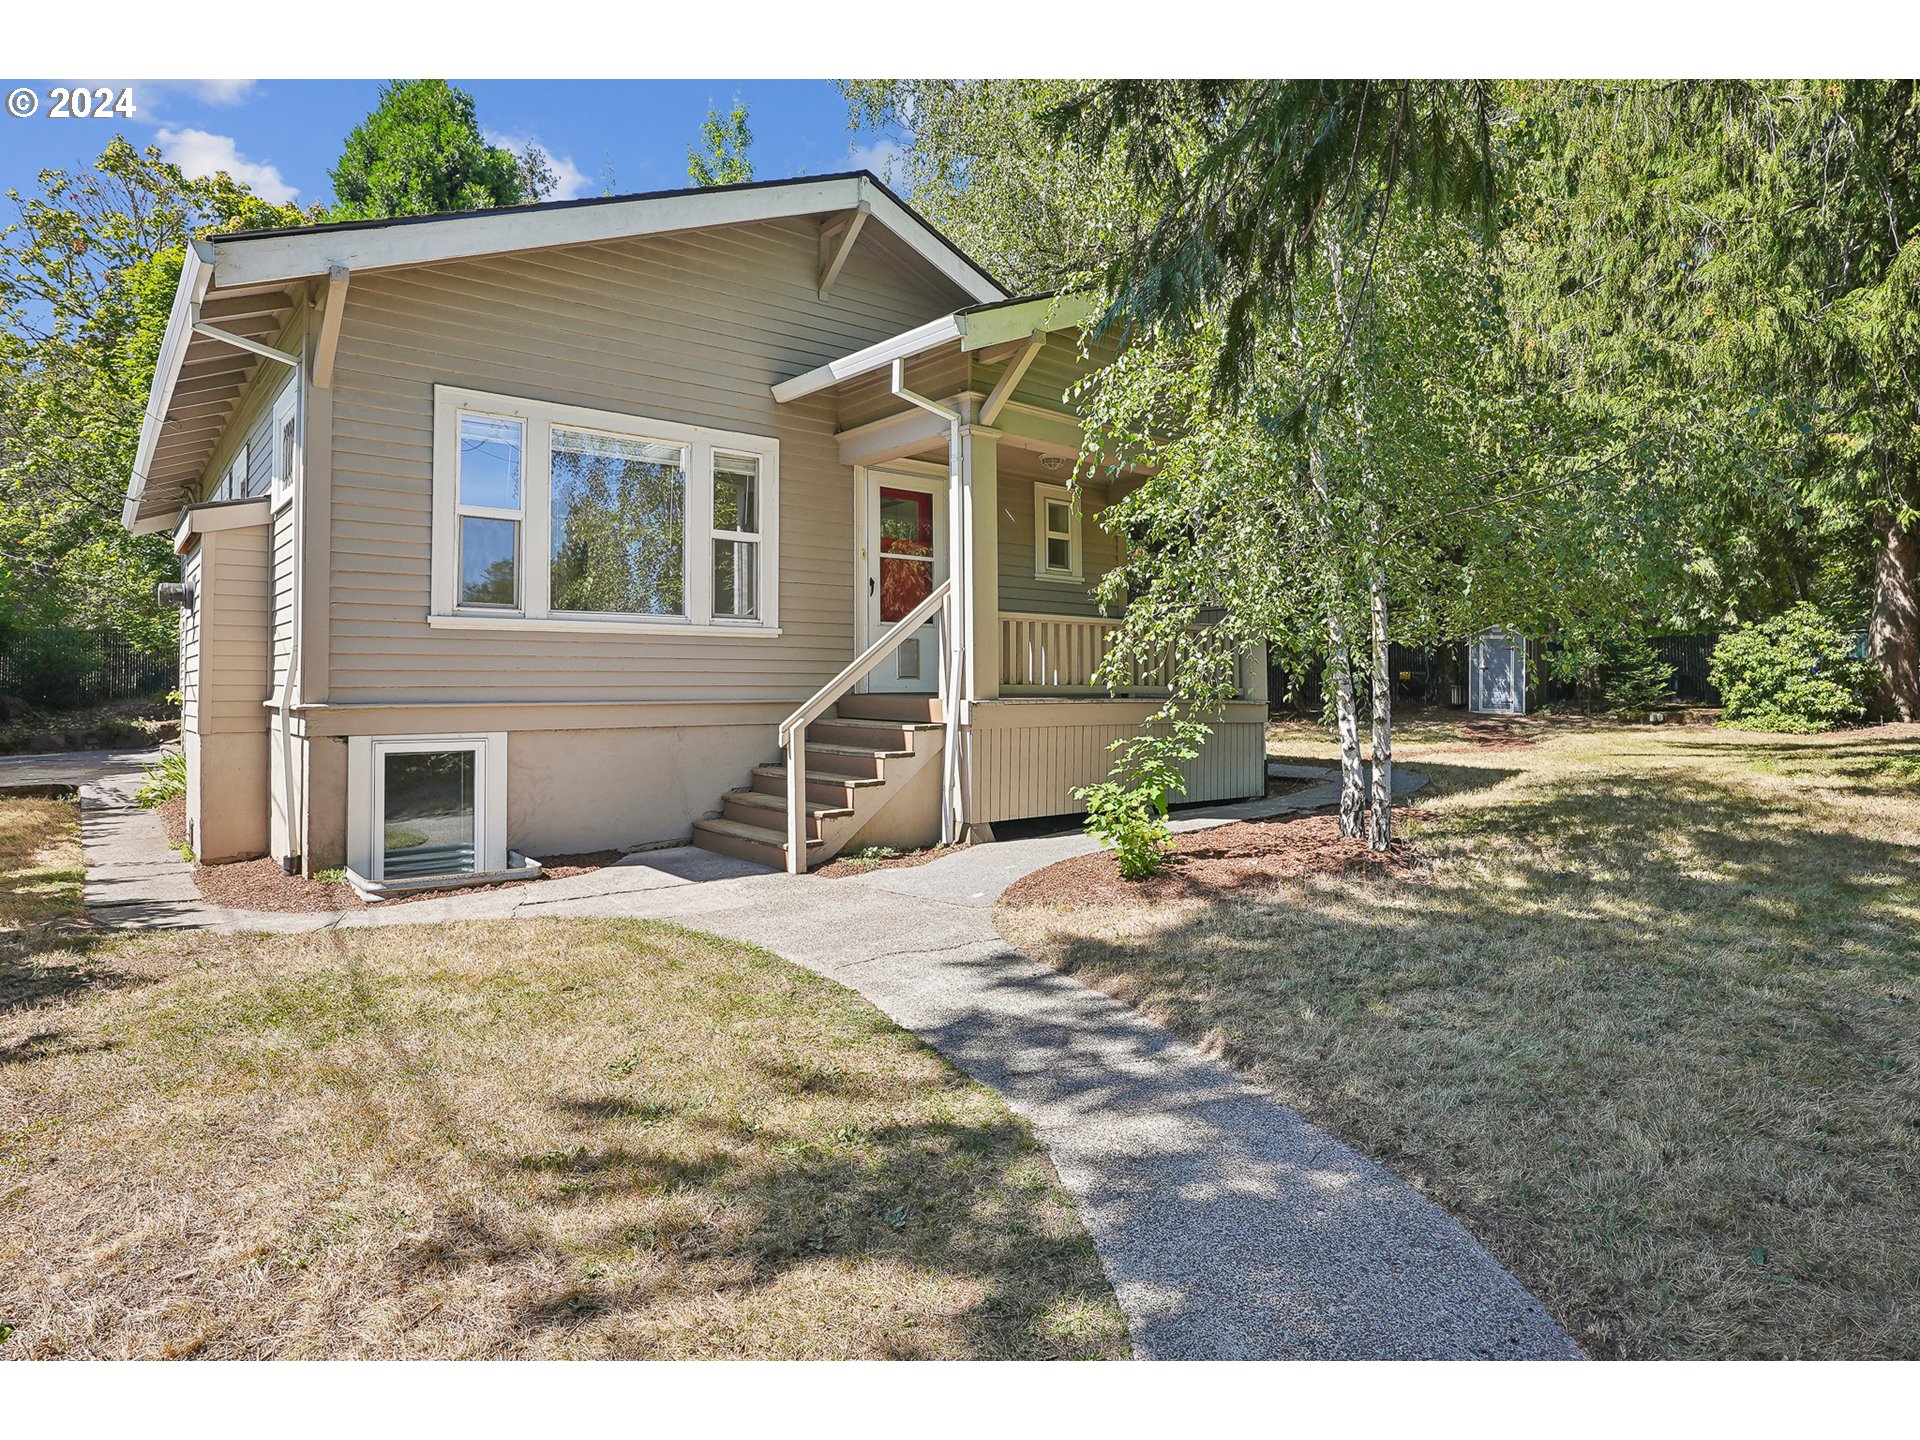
[777,579,956,874]
[998,611,1252,697]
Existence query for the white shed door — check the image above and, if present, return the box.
[1469,629,1526,715]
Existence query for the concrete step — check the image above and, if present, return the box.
[836,694,942,724]
[690,816,820,870]
[721,788,851,841]
[808,717,922,751]
[804,742,900,780]
[750,765,880,808]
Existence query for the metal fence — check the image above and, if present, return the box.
[0,628,177,710]
[1268,633,1723,713]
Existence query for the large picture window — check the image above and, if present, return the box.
[431,387,779,633]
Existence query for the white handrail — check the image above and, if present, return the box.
[778,578,954,873]
[778,578,953,747]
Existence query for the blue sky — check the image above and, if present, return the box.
[0,79,896,211]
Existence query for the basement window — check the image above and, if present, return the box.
[345,732,513,892]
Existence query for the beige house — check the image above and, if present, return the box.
[123,172,1265,895]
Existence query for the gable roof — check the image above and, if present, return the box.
[205,171,1004,298]
[124,171,1008,532]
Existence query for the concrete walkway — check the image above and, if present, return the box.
[55,750,1579,1360]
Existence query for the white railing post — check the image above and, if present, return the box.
[939,592,960,845]
[777,577,953,876]
[785,732,806,874]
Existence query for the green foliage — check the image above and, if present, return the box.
[1505,81,1917,691]
[841,80,1144,294]
[1050,80,1498,393]
[1709,604,1873,732]
[2,630,94,709]
[1075,721,1205,880]
[329,80,538,220]
[135,749,186,808]
[688,100,753,187]
[1,138,314,666]
[1602,636,1679,713]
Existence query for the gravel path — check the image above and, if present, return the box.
[63,752,1580,1360]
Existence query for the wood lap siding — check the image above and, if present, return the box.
[180,547,202,729]
[996,454,1121,620]
[325,217,969,705]
[271,504,295,696]
[972,715,1264,823]
[199,528,272,730]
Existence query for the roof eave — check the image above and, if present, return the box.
[210,172,1006,305]
[123,239,215,533]
[770,290,1100,405]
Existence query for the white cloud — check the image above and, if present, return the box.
[154,127,298,204]
[846,137,904,182]
[486,131,591,201]
[167,80,258,107]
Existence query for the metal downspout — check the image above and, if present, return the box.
[889,359,965,846]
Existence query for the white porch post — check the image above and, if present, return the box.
[961,424,1000,703]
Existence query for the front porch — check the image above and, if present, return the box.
[706,292,1267,871]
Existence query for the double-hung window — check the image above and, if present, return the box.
[430,387,779,632]
[455,414,526,609]
[1033,480,1082,582]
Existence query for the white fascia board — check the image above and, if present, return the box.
[770,313,963,404]
[123,240,215,532]
[860,183,1003,303]
[956,291,1101,352]
[210,175,1006,304]
[770,291,1103,407]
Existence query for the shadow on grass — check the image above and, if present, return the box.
[210,929,1127,1360]
[1006,741,1920,1359]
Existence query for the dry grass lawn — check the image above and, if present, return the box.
[998,713,1920,1360]
[1,801,1125,1360]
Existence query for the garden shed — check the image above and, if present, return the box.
[1469,628,1527,715]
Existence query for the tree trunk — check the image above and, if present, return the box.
[1367,567,1393,851]
[1327,617,1366,838]
[1870,509,1919,721]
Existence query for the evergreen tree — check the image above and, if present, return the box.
[329,80,539,220]
[1505,80,1920,718]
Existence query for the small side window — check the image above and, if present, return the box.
[456,414,524,610]
[1033,481,1081,581]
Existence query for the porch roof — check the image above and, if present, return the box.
[770,290,1100,405]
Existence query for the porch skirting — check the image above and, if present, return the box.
[963,698,1268,825]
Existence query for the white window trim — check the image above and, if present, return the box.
[1032,480,1083,583]
[271,382,298,508]
[346,732,508,882]
[210,439,249,503]
[430,385,781,634]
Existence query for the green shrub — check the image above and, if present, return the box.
[1709,605,1873,733]
[3,630,95,710]
[1603,635,1678,712]
[136,750,188,808]
[1075,720,1206,880]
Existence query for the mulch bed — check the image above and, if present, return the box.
[1001,809,1418,907]
[155,795,620,912]
[813,843,966,880]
